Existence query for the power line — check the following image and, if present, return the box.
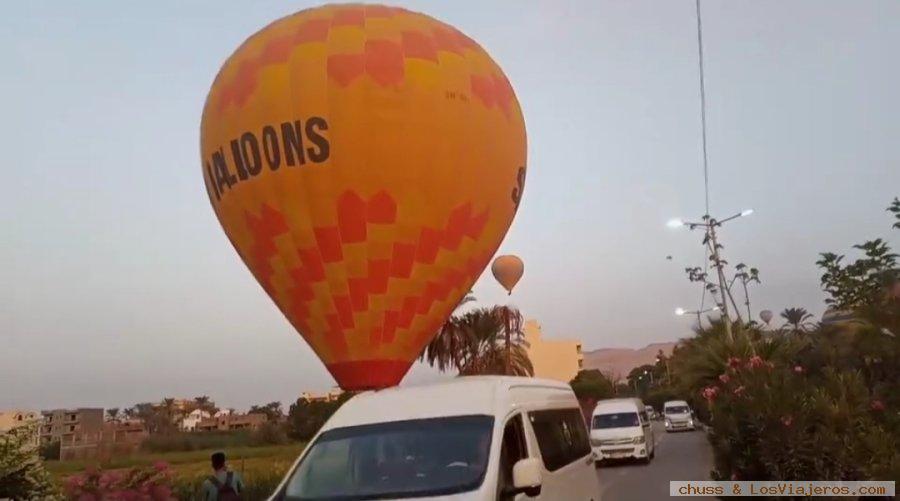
[695,0,710,216]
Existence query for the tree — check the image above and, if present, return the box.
[818,240,898,311]
[131,402,175,435]
[160,398,176,420]
[569,370,615,401]
[249,402,283,422]
[626,364,661,396]
[734,263,761,321]
[889,197,900,229]
[817,199,899,311]
[286,393,354,441]
[106,408,120,422]
[0,423,60,500]
[569,370,616,423]
[780,307,815,332]
[192,395,216,415]
[422,306,533,376]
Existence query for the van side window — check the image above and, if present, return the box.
[528,409,591,472]
[498,414,528,497]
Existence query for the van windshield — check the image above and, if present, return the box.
[666,406,690,414]
[592,412,640,429]
[282,415,494,500]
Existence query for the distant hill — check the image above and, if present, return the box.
[581,342,677,381]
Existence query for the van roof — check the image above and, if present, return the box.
[664,400,689,407]
[591,398,644,415]
[323,376,576,431]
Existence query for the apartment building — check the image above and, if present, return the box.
[523,319,584,383]
[196,412,267,432]
[299,387,344,403]
[0,410,41,446]
[40,408,104,445]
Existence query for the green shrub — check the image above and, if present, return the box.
[251,422,288,446]
[141,431,257,453]
[39,440,60,461]
[0,424,61,500]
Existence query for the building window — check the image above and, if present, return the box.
[69,425,76,432]
[576,344,582,354]
[578,359,584,369]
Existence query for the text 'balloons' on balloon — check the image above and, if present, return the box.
[201,4,527,391]
[492,255,524,295]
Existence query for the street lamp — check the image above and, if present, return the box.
[667,209,753,342]
[675,306,720,327]
[667,218,685,229]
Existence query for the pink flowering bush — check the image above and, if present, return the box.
[696,346,897,482]
[63,462,175,500]
[670,313,899,483]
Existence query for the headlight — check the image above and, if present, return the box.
[689,419,694,426]
[633,435,645,444]
[665,420,671,427]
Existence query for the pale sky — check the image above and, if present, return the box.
[2,0,898,410]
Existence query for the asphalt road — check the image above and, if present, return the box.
[596,422,714,501]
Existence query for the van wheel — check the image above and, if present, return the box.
[650,447,655,459]
[640,455,651,464]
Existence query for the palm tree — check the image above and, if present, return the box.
[193,395,215,415]
[456,291,476,309]
[106,407,120,422]
[670,317,800,394]
[419,290,477,372]
[422,306,533,376]
[161,398,177,425]
[781,307,815,331]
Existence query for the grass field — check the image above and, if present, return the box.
[47,443,305,499]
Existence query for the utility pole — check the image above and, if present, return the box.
[669,209,752,344]
[706,220,734,343]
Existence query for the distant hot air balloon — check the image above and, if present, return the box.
[201,5,526,391]
[491,255,524,295]
[759,310,773,324]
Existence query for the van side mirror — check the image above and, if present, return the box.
[505,457,542,497]
[642,421,651,428]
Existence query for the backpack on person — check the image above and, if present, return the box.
[208,471,241,500]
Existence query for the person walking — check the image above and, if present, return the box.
[201,451,244,500]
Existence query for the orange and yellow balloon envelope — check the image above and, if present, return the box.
[201,4,526,390]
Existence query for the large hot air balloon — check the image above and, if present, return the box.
[759,310,773,324]
[491,255,524,295]
[201,4,526,390]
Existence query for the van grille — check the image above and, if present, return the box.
[591,437,633,446]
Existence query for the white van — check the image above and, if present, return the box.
[663,400,695,432]
[589,398,655,463]
[269,376,600,500]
